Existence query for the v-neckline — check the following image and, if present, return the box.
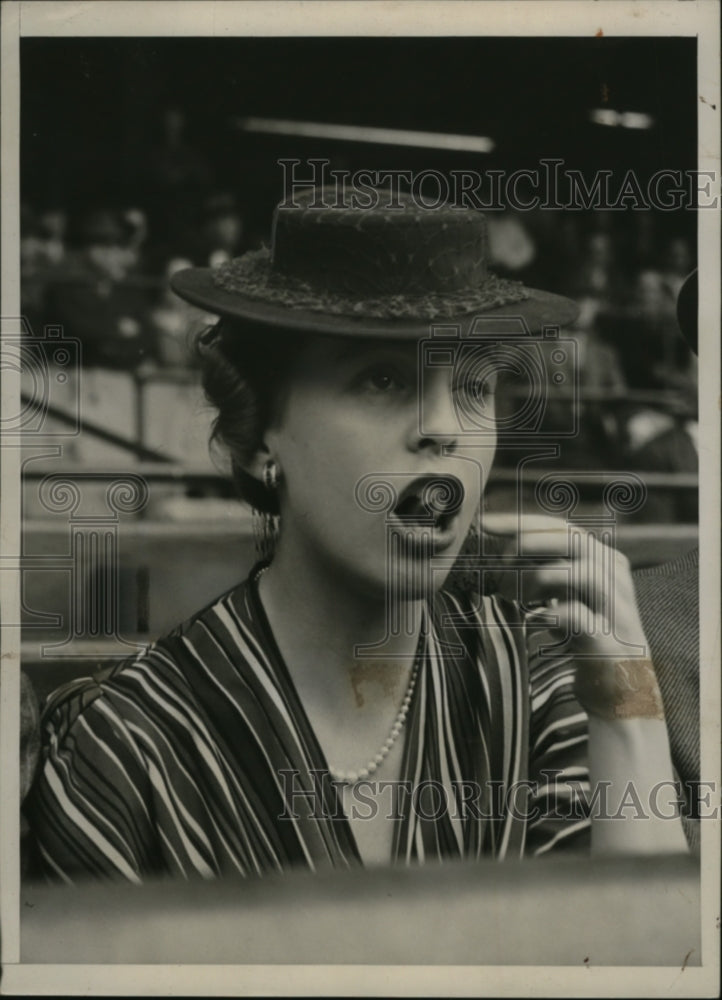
[243,563,428,867]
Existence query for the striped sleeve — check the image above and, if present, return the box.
[23,676,159,883]
[524,625,591,856]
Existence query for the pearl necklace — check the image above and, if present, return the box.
[329,655,420,785]
[255,563,420,786]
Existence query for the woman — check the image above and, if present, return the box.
[25,189,687,881]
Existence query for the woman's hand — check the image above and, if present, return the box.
[483,512,662,721]
[484,512,688,854]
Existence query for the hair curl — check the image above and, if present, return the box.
[195,319,304,514]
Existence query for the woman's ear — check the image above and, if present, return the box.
[243,443,271,482]
[244,424,282,482]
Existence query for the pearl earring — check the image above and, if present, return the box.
[253,459,281,560]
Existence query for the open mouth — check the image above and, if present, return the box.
[391,474,465,534]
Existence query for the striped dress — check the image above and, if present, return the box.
[25,570,590,883]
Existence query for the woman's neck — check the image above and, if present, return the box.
[256,536,423,720]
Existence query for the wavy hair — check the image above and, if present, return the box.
[195,318,305,514]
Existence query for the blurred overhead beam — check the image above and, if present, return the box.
[235,117,495,153]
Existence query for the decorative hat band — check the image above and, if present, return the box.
[212,247,529,321]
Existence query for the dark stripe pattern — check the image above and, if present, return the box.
[25,575,590,882]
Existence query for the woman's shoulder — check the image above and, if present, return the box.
[167,572,256,639]
[41,575,258,738]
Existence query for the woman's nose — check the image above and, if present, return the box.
[407,380,460,454]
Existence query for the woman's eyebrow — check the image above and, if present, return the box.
[331,342,367,362]
[331,341,415,363]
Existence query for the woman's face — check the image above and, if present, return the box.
[262,334,499,600]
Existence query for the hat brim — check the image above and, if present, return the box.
[171,267,580,337]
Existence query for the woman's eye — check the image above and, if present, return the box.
[363,368,406,392]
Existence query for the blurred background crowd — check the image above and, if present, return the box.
[20,143,696,383]
[20,143,698,523]
[19,36,698,525]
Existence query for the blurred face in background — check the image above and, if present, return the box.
[634,270,670,317]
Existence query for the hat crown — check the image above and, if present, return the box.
[171,186,580,333]
[270,187,489,298]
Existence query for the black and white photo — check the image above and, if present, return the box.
[1,2,719,995]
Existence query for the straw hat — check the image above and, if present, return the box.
[171,188,579,336]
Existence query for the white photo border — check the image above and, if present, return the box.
[1,2,719,996]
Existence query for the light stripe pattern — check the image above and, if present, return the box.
[25,574,590,882]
